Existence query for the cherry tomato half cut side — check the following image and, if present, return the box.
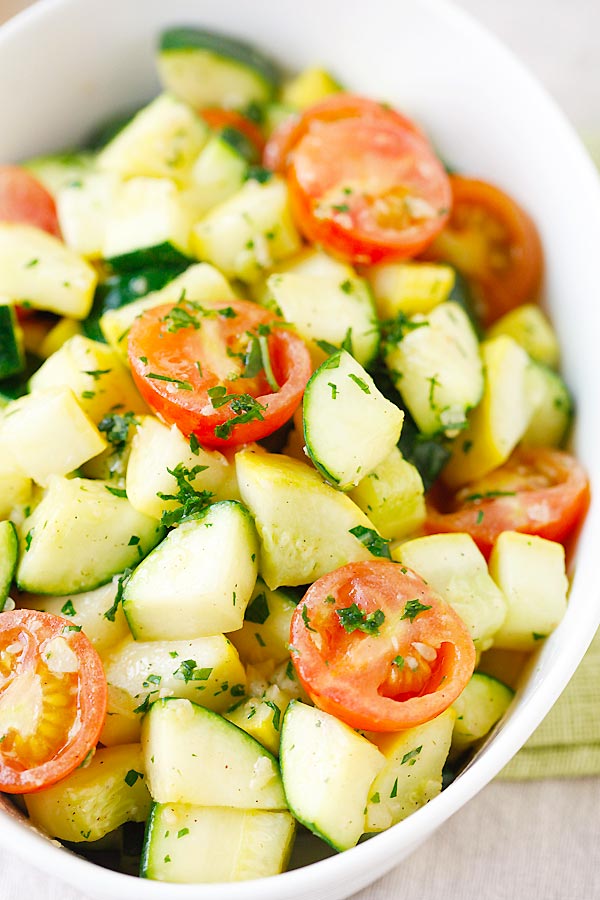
[0,166,61,237]
[290,560,475,732]
[426,447,589,557]
[0,609,107,794]
[422,175,543,326]
[128,297,311,449]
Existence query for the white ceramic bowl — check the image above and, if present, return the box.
[1,1,600,897]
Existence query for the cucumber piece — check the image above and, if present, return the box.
[489,531,568,651]
[0,520,18,610]
[265,272,379,368]
[225,685,291,756]
[191,177,301,284]
[394,533,507,652]
[102,177,193,259]
[0,304,25,378]
[281,67,341,109]
[303,350,404,490]
[280,700,385,851]
[20,579,130,657]
[158,28,279,109]
[57,172,119,259]
[235,449,377,589]
[29,335,146,424]
[349,447,425,541]
[188,134,249,218]
[98,93,208,183]
[21,151,95,197]
[100,263,234,358]
[141,803,295,883]
[522,360,573,448]
[142,698,286,808]
[25,744,151,843]
[228,577,298,666]
[123,501,258,640]
[451,672,514,757]
[367,261,455,319]
[364,708,455,832]
[125,416,232,521]
[442,336,531,489]
[0,223,97,318]
[384,301,483,437]
[486,304,559,369]
[1,387,107,484]
[16,475,165,594]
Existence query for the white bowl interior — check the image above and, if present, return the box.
[1,1,600,898]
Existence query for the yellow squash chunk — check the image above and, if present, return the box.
[367,261,455,319]
[486,304,560,369]
[349,447,425,541]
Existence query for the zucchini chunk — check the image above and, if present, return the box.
[394,533,507,652]
[384,301,483,437]
[303,350,404,490]
[0,223,97,318]
[142,698,286,808]
[280,700,385,851]
[123,501,259,640]
[157,27,280,109]
[0,520,18,611]
[102,177,193,259]
[141,803,295,883]
[489,531,568,651]
[21,151,95,197]
[522,360,573,448]
[57,172,119,259]
[364,708,455,832]
[187,133,249,218]
[451,672,514,758]
[349,448,425,541]
[16,475,165,594]
[25,744,151,843]
[235,449,379,589]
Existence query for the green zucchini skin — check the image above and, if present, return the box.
[159,27,280,89]
[104,241,193,275]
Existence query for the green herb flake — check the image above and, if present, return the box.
[177,828,190,839]
[164,855,171,864]
[255,632,266,647]
[105,485,127,498]
[401,746,422,766]
[245,165,273,184]
[400,599,432,622]
[80,830,91,839]
[81,390,96,399]
[24,531,33,552]
[173,659,213,683]
[98,411,137,451]
[370,792,381,804]
[230,683,245,697]
[104,568,133,622]
[264,700,282,731]
[336,602,385,636]
[83,368,112,381]
[301,604,316,632]
[128,535,140,546]
[324,594,336,605]
[157,462,213,527]
[62,624,82,634]
[189,433,200,455]
[532,632,547,641]
[463,490,517,503]
[124,769,143,787]
[25,258,39,268]
[245,592,270,625]
[143,674,162,687]
[210,391,266,440]
[147,372,193,391]
[327,382,338,400]
[332,203,350,213]
[349,525,391,559]
[348,373,371,394]
[340,279,353,294]
[393,655,405,669]
[61,600,77,617]
[476,510,484,524]
[390,778,399,798]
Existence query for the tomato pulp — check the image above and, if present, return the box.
[290,560,475,732]
[0,609,107,794]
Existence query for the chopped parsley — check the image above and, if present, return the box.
[189,433,200,455]
[98,411,137,451]
[160,302,202,333]
[245,165,273,184]
[532,632,547,641]
[336,602,385,636]
[128,535,140,546]
[340,279,353,294]
[255,632,266,647]
[400,599,432,622]
[349,525,391,559]
[146,373,193,391]
[462,490,517,503]
[207,388,266,440]
[327,382,338,400]
[81,390,96,399]
[142,674,162,688]
[370,792,381,804]
[124,769,143,787]
[61,600,77,617]
[381,312,428,348]
[105,485,127,498]
[83,368,111,381]
[348,373,370,394]
[157,462,213,527]
[390,778,399,799]
[24,530,33,552]
[264,700,282,731]
[62,624,82,633]
[104,568,133,622]
[332,203,350,213]
[401,746,422,766]
[173,659,213,683]
[393,655,405,669]
[245,592,270,625]
[301,604,316,632]
[25,258,39,268]
[476,510,484,524]
[177,828,190,839]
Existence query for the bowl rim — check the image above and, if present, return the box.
[1,0,600,897]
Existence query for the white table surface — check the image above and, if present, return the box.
[1,1,599,898]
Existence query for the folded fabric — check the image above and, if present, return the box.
[500,627,600,779]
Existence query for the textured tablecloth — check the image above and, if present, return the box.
[1,0,599,898]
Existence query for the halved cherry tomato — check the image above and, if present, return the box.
[128,296,311,449]
[422,175,543,326]
[266,94,451,265]
[426,447,589,557]
[200,107,265,158]
[0,165,61,237]
[290,560,475,732]
[0,609,107,794]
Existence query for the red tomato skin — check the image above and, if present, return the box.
[128,299,312,449]
[0,166,61,237]
[426,448,589,557]
[0,609,107,794]
[290,560,475,732]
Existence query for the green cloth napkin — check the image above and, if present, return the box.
[499,627,600,779]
